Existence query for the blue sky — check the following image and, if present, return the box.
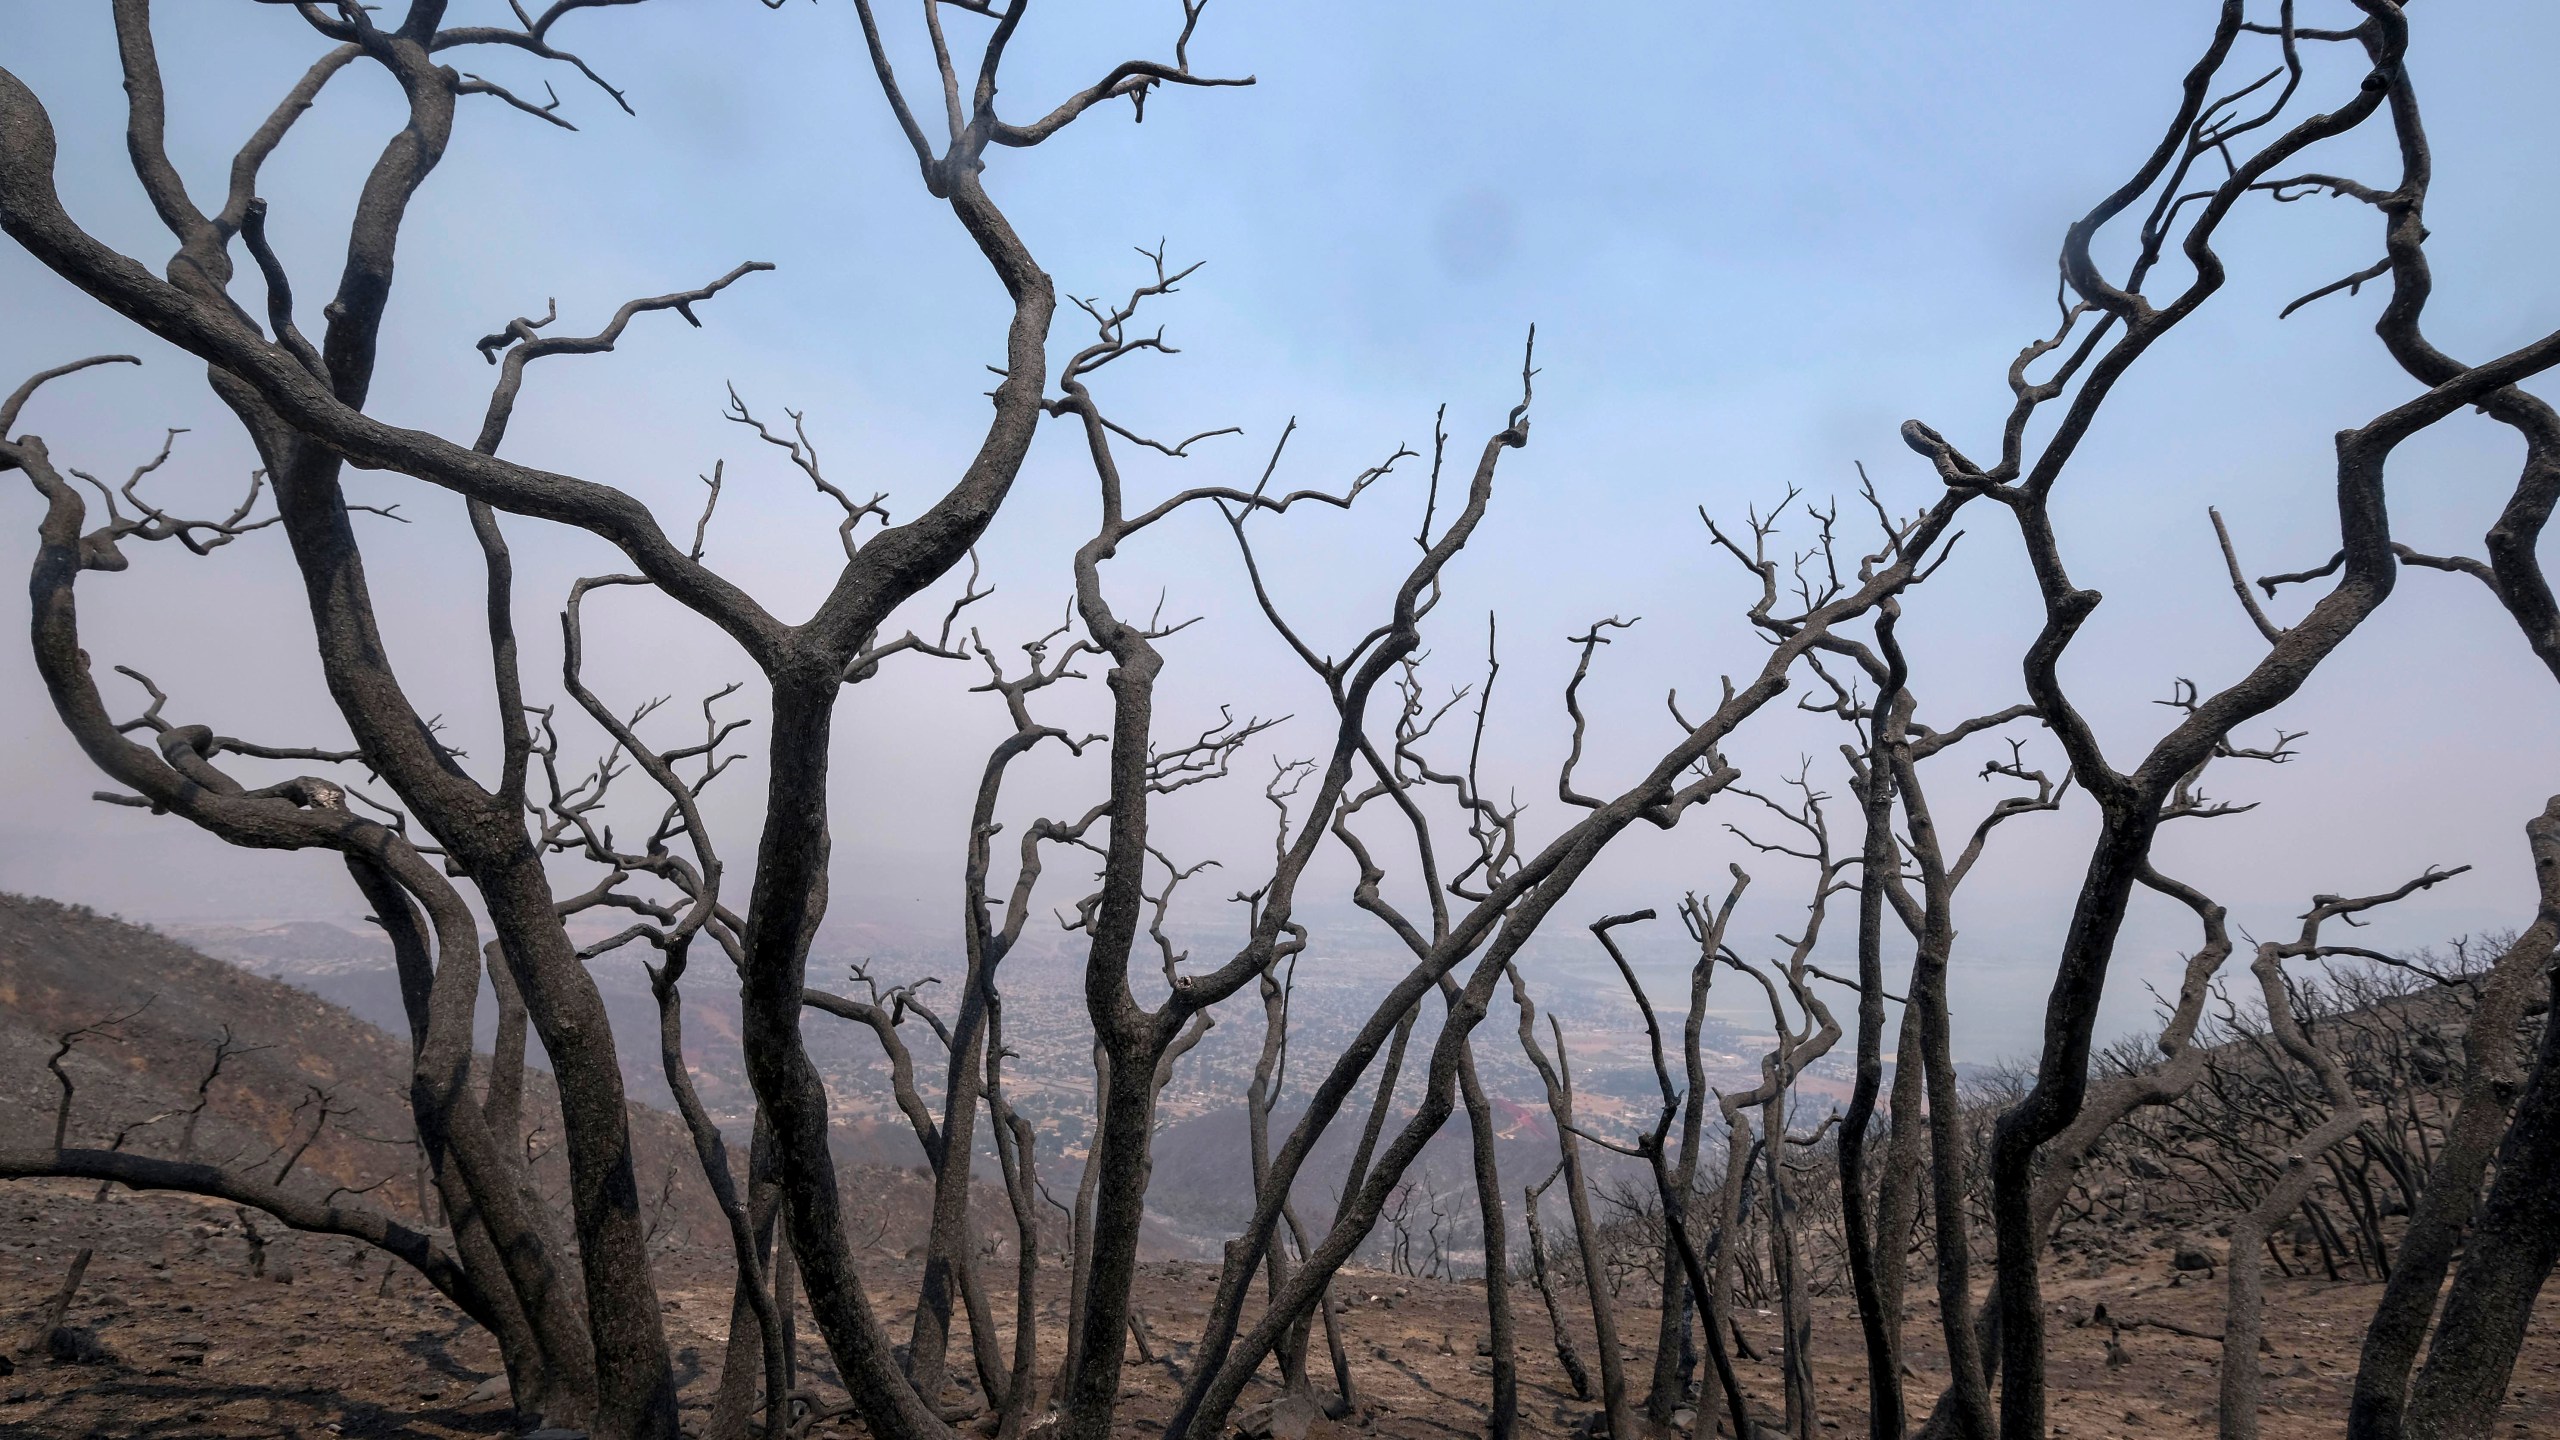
[4,1,2555,1059]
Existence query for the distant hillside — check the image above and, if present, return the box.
[16,893,1892,1268]
[167,913,715,1118]
[0,893,725,1239]
[162,915,925,1159]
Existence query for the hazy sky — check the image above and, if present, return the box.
[4,2,2555,1061]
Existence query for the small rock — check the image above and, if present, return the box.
[2170,1242,2217,1273]
[465,1374,511,1404]
[1268,1393,1322,1440]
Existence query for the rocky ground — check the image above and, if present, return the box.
[5,1180,2557,1439]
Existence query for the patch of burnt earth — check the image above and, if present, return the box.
[1,1180,514,1439]
[6,1186,2557,1437]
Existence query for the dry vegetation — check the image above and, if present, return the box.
[4,4,2559,1440]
